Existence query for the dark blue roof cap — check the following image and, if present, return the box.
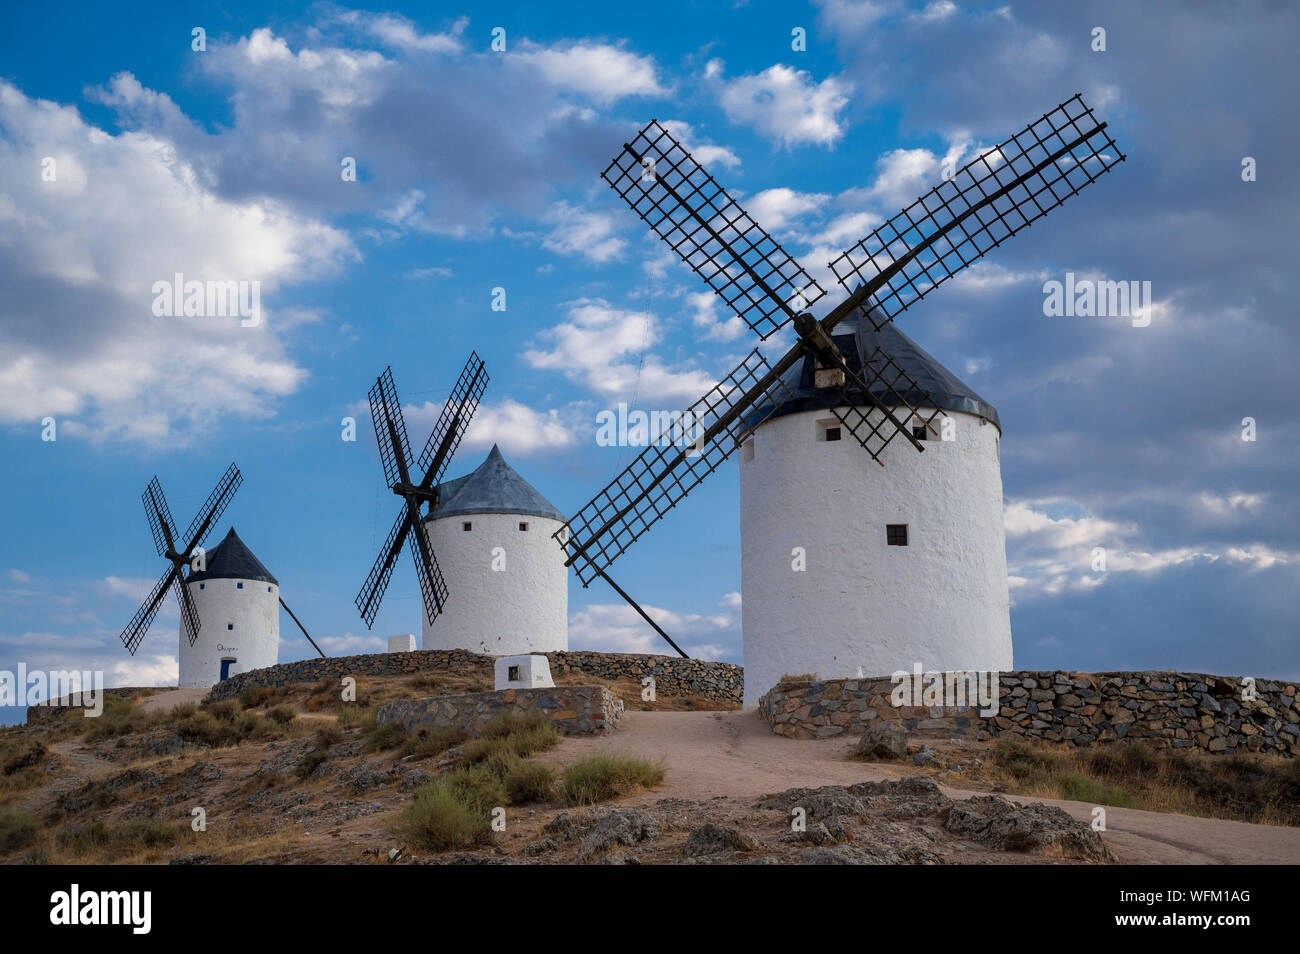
[746,303,1000,431]
[186,527,278,585]
[427,445,565,522]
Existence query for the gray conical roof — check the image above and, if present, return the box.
[747,304,1000,430]
[426,445,564,522]
[186,527,278,585]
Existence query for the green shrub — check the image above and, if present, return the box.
[339,705,376,730]
[315,722,345,748]
[238,683,269,708]
[558,753,665,806]
[1059,771,1136,808]
[503,761,554,804]
[0,809,39,852]
[398,726,464,761]
[2,741,46,776]
[267,704,297,725]
[461,713,557,764]
[398,766,507,851]
[364,721,408,753]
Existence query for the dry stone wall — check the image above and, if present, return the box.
[377,685,624,736]
[759,671,1300,757]
[208,648,742,703]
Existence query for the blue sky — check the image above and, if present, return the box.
[1,0,1296,721]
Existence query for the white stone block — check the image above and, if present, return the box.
[388,634,417,653]
[494,654,554,690]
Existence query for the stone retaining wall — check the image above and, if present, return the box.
[758,671,1300,757]
[377,686,624,737]
[207,649,741,703]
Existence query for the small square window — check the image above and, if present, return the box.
[507,665,520,681]
[227,623,234,631]
[199,583,204,590]
[267,586,272,592]
[825,426,842,442]
[462,521,472,531]
[886,524,909,547]
[237,582,243,589]
[519,522,529,531]
[912,424,928,442]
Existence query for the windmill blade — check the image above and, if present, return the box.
[173,571,201,647]
[142,476,179,557]
[415,351,488,485]
[182,463,243,554]
[557,348,798,585]
[408,521,449,626]
[119,566,178,655]
[356,508,414,628]
[827,94,1125,330]
[370,366,415,490]
[603,120,825,340]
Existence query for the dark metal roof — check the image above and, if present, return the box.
[426,444,565,522]
[186,527,278,585]
[746,304,1000,431]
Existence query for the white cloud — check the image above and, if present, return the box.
[716,64,851,147]
[687,291,746,342]
[660,120,741,170]
[568,594,739,659]
[542,201,626,263]
[516,42,667,104]
[525,298,717,405]
[0,79,353,443]
[335,11,466,54]
[744,187,828,233]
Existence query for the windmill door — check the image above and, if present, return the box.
[220,658,236,680]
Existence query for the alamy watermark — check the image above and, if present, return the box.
[1042,272,1151,327]
[0,664,104,716]
[595,402,704,453]
[890,663,1000,717]
[151,272,261,327]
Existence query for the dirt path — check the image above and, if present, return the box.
[537,709,1300,865]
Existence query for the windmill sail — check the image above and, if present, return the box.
[827,94,1125,330]
[603,120,825,339]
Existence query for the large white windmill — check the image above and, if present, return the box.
[555,94,1125,705]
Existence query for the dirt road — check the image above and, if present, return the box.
[538,709,1300,865]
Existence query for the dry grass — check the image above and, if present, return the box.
[557,753,666,806]
[990,736,1300,825]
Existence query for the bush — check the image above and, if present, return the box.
[364,721,408,753]
[1059,772,1135,807]
[238,683,271,708]
[398,766,506,851]
[339,706,376,730]
[503,761,554,804]
[267,705,297,725]
[2,742,46,776]
[461,712,558,764]
[398,726,464,762]
[558,753,665,806]
[0,809,39,853]
[83,698,155,740]
[315,722,345,748]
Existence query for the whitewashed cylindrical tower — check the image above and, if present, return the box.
[740,311,1012,706]
[181,527,280,688]
[422,445,568,654]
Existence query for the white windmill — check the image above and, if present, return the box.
[355,357,568,654]
[554,95,1125,705]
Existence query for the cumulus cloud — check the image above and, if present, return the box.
[525,298,717,405]
[0,80,353,444]
[714,63,851,147]
[568,594,739,659]
[542,201,626,263]
[515,42,668,104]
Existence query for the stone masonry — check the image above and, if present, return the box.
[377,685,624,737]
[758,670,1300,757]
